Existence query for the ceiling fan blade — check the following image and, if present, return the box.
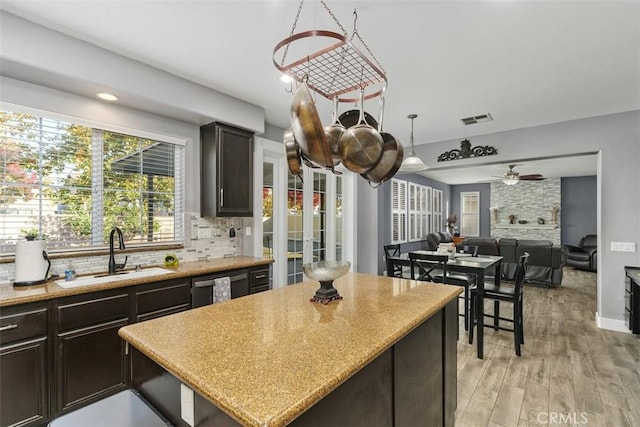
[519,174,544,180]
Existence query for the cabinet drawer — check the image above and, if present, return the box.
[0,303,48,345]
[136,280,190,315]
[56,290,129,332]
[137,304,190,322]
[249,285,270,295]
[251,268,270,286]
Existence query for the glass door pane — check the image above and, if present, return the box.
[311,171,327,262]
[262,162,274,259]
[287,175,304,285]
[335,176,343,261]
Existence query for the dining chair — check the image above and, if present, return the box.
[409,252,476,331]
[383,244,403,277]
[469,252,529,356]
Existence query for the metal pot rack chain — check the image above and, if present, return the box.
[273,0,387,103]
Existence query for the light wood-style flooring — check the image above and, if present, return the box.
[454,268,640,427]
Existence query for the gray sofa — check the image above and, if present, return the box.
[460,237,566,287]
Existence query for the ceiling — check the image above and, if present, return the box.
[1,1,637,183]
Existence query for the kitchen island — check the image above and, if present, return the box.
[119,272,462,427]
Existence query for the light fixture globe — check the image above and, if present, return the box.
[398,114,428,172]
[502,166,520,185]
[400,156,428,172]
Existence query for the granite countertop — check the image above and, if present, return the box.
[628,271,640,283]
[119,272,462,427]
[0,256,272,307]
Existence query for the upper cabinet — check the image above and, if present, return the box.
[201,122,254,217]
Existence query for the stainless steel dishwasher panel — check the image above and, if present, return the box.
[191,270,249,308]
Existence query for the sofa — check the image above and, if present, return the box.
[563,234,597,272]
[426,231,455,251]
[460,237,567,287]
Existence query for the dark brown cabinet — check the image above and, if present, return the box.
[250,265,271,294]
[201,122,254,217]
[625,267,640,334]
[134,278,191,322]
[54,289,130,414]
[0,302,48,427]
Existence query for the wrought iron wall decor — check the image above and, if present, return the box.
[437,139,498,162]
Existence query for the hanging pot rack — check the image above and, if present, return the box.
[272,1,387,103]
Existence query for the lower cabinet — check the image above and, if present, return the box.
[1,262,271,425]
[54,289,130,414]
[0,301,49,427]
[135,279,191,322]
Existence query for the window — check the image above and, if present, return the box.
[391,179,407,243]
[408,183,430,241]
[0,110,184,254]
[432,189,443,233]
[460,192,480,236]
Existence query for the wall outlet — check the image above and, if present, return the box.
[610,241,636,252]
[180,383,195,427]
[245,226,252,236]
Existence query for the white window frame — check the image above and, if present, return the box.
[391,179,407,244]
[432,189,443,233]
[460,191,480,237]
[0,103,186,254]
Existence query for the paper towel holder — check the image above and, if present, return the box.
[14,243,51,287]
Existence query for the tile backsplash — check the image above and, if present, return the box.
[0,213,242,283]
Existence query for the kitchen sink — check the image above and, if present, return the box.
[55,267,173,289]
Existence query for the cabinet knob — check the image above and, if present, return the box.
[0,324,18,331]
[220,188,224,207]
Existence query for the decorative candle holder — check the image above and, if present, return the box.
[303,260,351,304]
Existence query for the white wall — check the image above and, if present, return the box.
[411,111,640,327]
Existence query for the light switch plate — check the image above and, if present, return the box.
[611,241,636,252]
[180,383,195,427]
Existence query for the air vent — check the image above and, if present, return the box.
[460,113,493,125]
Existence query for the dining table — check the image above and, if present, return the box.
[385,250,503,359]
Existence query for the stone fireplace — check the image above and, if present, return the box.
[490,178,561,245]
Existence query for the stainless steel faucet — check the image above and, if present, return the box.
[108,227,128,274]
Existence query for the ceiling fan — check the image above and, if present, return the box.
[497,164,544,185]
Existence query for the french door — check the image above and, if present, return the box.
[287,168,349,285]
[255,138,353,287]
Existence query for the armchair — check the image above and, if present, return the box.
[564,234,597,272]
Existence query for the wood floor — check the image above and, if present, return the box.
[454,267,640,427]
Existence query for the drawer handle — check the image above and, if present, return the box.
[255,274,267,279]
[0,324,18,331]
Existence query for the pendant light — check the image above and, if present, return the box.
[399,114,428,172]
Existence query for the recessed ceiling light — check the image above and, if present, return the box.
[280,74,293,83]
[96,92,119,101]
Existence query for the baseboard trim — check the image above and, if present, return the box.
[596,312,630,333]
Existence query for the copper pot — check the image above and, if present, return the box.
[283,127,303,182]
[361,94,404,187]
[290,81,335,170]
[324,96,345,166]
[337,89,383,174]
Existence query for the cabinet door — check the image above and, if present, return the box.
[201,122,254,217]
[135,279,191,322]
[0,337,48,427]
[55,319,128,413]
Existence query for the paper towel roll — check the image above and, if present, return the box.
[15,240,49,284]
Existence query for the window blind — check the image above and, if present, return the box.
[0,110,184,254]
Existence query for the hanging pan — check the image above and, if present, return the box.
[338,109,378,130]
[361,91,404,187]
[290,80,336,171]
[283,127,303,182]
[324,96,345,166]
[338,88,383,174]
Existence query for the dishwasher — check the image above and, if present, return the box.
[191,269,249,308]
